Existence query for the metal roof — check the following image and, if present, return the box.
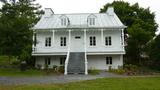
[33,13,126,30]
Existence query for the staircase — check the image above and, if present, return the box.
[67,52,85,74]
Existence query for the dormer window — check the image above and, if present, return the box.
[88,14,96,26]
[60,15,69,26]
[88,18,95,25]
[61,18,67,26]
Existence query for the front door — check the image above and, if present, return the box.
[71,31,84,52]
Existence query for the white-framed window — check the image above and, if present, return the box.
[90,36,96,46]
[45,37,51,47]
[106,57,112,65]
[88,18,95,26]
[60,57,66,65]
[60,37,66,46]
[61,18,67,26]
[105,36,112,46]
[45,57,51,65]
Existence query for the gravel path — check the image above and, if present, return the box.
[0,71,125,85]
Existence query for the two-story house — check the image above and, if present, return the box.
[32,7,126,75]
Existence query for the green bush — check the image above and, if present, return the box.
[108,68,126,75]
[88,69,100,75]
[124,64,139,75]
[58,66,64,73]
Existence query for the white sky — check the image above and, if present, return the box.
[1,0,160,34]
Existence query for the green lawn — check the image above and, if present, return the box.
[0,77,160,90]
[0,68,45,76]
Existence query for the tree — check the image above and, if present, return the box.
[100,1,158,65]
[0,0,43,62]
[148,35,160,70]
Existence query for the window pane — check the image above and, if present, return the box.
[109,37,111,45]
[106,57,109,64]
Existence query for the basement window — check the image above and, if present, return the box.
[106,57,112,65]
[45,57,51,65]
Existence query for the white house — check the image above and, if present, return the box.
[32,7,126,75]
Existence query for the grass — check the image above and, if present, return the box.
[0,77,160,90]
[0,68,45,77]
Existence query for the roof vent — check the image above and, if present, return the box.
[106,7,114,16]
[44,8,54,17]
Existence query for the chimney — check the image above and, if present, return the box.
[106,7,114,16]
[44,8,54,17]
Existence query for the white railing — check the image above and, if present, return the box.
[64,50,70,75]
[84,52,88,75]
[64,30,71,75]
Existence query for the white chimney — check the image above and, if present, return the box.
[106,7,114,16]
[44,8,54,17]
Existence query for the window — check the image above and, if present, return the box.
[90,36,96,46]
[106,57,112,65]
[60,57,66,65]
[105,36,112,46]
[75,36,81,39]
[45,37,51,47]
[61,18,67,26]
[45,57,51,65]
[60,37,66,46]
[88,18,95,25]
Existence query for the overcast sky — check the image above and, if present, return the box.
[1,0,160,34]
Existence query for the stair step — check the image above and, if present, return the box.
[67,52,85,74]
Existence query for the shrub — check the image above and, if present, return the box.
[124,64,139,75]
[88,69,100,75]
[108,68,125,75]
[37,64,42,70]
[58,66,64,73]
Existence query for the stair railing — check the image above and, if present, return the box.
[64,51,70,75]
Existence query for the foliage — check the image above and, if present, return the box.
[88,69,100,75]
[1,77,160,90]
[108,68,125,75]
[148,35,160,70]
[0,0,43,63]
[124,64,138,75]
[100,1,158,65]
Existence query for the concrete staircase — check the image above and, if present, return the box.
[67,52,85,74]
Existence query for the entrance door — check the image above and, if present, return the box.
[71,31,84,52]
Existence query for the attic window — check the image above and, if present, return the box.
[61,18,67,26]
[88,18,95,26]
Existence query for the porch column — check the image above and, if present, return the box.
[101,29,104,46]
[32,31,36,52]
[52,30,55,47]
[68,30,71,50]
[84,29,87,52]
[121,29,124,51]
[120,54,123,66]
[84,29,88,75]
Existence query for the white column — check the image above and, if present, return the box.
[84,29,88,75]
[84,29,87,52]
[52,30,55,47]
[32,31,36,52]
[101,29,104,46]
[121,29,124,51]
[120,54,123,66]
[68,30,71,50]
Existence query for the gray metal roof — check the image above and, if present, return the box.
[33,12,126,30]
